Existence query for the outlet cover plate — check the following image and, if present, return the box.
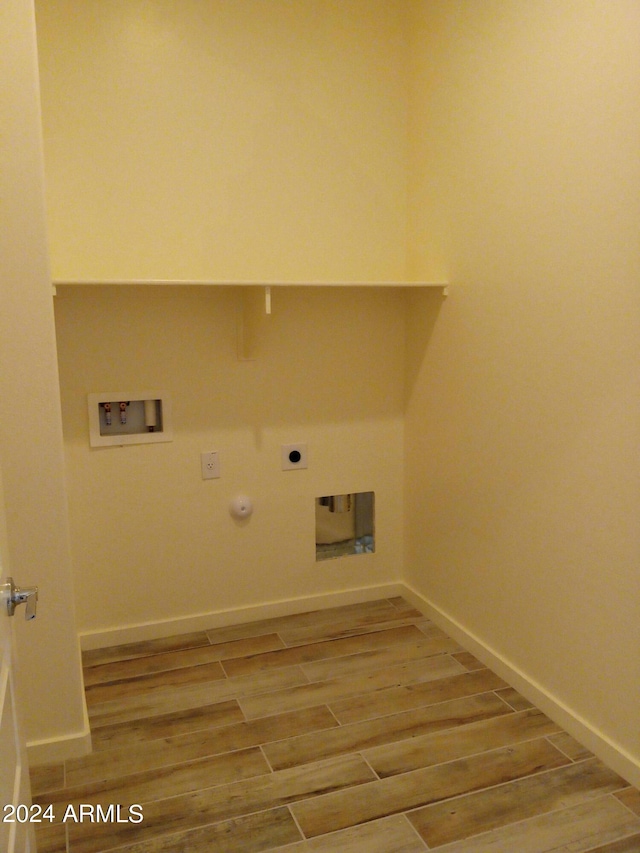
[201,451,220,479]
[281,443,308,470]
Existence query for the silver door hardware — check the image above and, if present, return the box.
[1,577,38,620]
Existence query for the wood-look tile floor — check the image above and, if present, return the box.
[30,597,640,852]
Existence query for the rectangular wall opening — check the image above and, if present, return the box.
[315,492,375,561]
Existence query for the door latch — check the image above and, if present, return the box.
[1,577,38,620]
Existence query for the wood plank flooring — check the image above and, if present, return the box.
[30,597,640,852]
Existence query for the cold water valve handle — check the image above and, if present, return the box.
[2,577,38,620]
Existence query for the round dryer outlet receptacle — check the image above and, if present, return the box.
[281,443,308,470]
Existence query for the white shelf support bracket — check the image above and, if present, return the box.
[237,285,272,360]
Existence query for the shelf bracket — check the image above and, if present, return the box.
[237,286,272,360]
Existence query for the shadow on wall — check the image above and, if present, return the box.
[404,287,446,407]
[53,285,408,446]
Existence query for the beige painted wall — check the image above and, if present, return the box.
[37,0,411,643]
[0,0,88,762]
[35,0,408,282]
[35,0,640,784]
[55,286,406,639]
[405,1,640,777]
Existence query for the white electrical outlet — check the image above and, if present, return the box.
[281,443,308,470]
[201,451,220,480]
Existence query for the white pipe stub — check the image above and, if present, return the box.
[230,495,253,520]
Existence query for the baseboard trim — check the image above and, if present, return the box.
[27,702,92,767]
[78,583,407,651]
[401,583,640,789]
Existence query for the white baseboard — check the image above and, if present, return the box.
[78,582,407,651]
[27,699,92,767]
[401,583,640,790]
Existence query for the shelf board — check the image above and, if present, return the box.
[52,279,448,288]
